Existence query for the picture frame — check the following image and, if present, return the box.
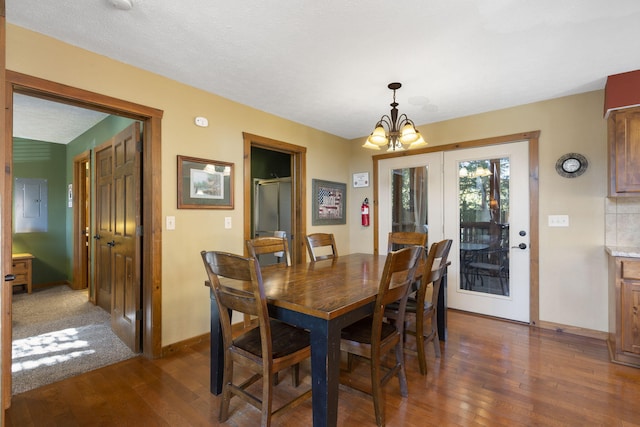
[312,179,347,225]
[177,155,234,209]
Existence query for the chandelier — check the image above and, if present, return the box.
[362,82,428,151]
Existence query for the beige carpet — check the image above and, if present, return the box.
[11,285,137,395]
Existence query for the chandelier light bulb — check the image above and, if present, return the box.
[399,123,419,144]
[368,126,388,145]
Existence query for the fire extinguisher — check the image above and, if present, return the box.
[361,198,370,227]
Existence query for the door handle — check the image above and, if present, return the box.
[107,240,116,247]
[93,234,101,240]
[511,243,527,250]
[4,274,15,282]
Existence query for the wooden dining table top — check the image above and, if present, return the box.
[257,253,388,320]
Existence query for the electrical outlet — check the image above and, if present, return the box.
[166,216,175,230]
[548,214,569,227]
[224,217,232,229]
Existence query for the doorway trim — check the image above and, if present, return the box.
[372,130,540,326]
[242,133,307,264]
[72,150,90,293]
[3,72,163,366]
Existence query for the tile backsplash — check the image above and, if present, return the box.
[606,197,640,247]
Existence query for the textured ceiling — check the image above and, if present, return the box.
[7,0,640,143]
[13,94,109,144]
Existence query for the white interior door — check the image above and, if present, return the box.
[444,141,530,322]
[378,152,443,252]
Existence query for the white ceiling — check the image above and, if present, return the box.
[13,94,109,144]
[7,0,640,144]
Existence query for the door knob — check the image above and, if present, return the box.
[511,243,527,250]
[107,240,116,247]
[93,234,101,240]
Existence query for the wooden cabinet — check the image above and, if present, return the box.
[12,253,34,294]
[608,106,640,196]
[609,256,640,367]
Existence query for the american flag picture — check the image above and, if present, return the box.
[317,184,343,220]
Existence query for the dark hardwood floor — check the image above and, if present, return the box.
[7,310,640,426]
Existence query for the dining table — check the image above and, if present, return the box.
[206,252,448,427]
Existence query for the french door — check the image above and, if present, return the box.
[444,141,530,322]
[378,141,530,322]
[378,152,443,251]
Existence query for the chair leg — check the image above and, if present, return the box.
[499,274,508,296]
[432,325,441,358]
[219,357,234,422]
[291,363,300,387]
[346,353,355,372]
[370,358,385,427]
[415,313,427,376]
[261,368,274,427]
[395,342,408,398]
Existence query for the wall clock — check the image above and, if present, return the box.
[555,153,588,178]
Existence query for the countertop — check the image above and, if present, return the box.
[606,246,640,258]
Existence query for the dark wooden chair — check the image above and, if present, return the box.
[386,239,452,376]
[387,231,427,252]
[200,251,311,426]
[305,233,338,261]
[246,236,291,267]
[387,230,428,309]
[339,245,423,427]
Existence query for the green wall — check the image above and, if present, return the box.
[12,138,68,285]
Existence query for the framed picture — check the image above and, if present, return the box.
[352,172,370,188]
[312,179,347,225]
[177,155,234,209]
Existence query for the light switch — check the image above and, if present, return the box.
[548,215,569,227]
[166,216,176,230]
[224,217,232,229]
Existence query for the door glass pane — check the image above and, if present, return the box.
[458,158,510,296]
[391,166,428,234]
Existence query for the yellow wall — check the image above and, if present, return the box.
[349,91,609,332]
[6,25,353,345]
[7,24,610,342]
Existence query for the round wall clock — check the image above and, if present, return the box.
[555,153,588,178]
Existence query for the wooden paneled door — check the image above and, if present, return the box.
[94,123,142,353]
[95,141,114,313]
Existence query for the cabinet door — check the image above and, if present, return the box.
[621,280,640,354]
[611,108,640,194]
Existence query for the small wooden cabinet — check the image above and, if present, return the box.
[12,253,34,294]
[609,256,640,367]
[608,106,640,196]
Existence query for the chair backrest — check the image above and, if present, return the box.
[246,236,291,266]
[373,245,423,339]
[419,239,453,306]
[387,231,427,252]
[201,251,272,357]
[305,233,338,261]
